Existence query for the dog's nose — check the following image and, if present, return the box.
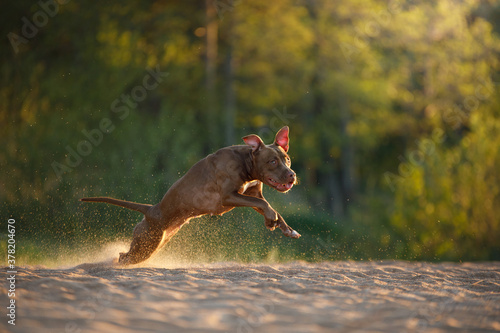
[288,171,296,182]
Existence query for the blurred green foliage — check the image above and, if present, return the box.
[1,0,499,264]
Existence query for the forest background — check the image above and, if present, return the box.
[1,0,499,264]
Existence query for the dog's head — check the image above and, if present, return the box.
[243,126,297,193]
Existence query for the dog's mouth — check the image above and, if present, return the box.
[267,177,294,192]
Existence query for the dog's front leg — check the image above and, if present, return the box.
[274,213,301,238]
[240,183,301,239]
[222,192,278,221]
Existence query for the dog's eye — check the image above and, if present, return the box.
[270,160,277,165]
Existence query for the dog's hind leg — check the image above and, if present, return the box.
[118,218,166,265]
[118,218,183,265]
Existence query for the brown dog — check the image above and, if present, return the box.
[81,126,300,265]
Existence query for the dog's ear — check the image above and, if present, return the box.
[243,134,265,152]
[274,126,289,152]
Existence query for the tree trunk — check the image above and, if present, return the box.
[339,94,356,213]
[205,0,218,151]
[223,19,235,146]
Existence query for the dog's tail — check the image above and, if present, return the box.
[80,197,152,215]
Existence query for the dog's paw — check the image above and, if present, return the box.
[283,229,301,238]
[118,252,131,265]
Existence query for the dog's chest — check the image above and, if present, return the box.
[240,180,260,193]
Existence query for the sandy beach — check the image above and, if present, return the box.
[2,261,499,333]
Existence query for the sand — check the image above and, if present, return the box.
[1,261,499,333]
